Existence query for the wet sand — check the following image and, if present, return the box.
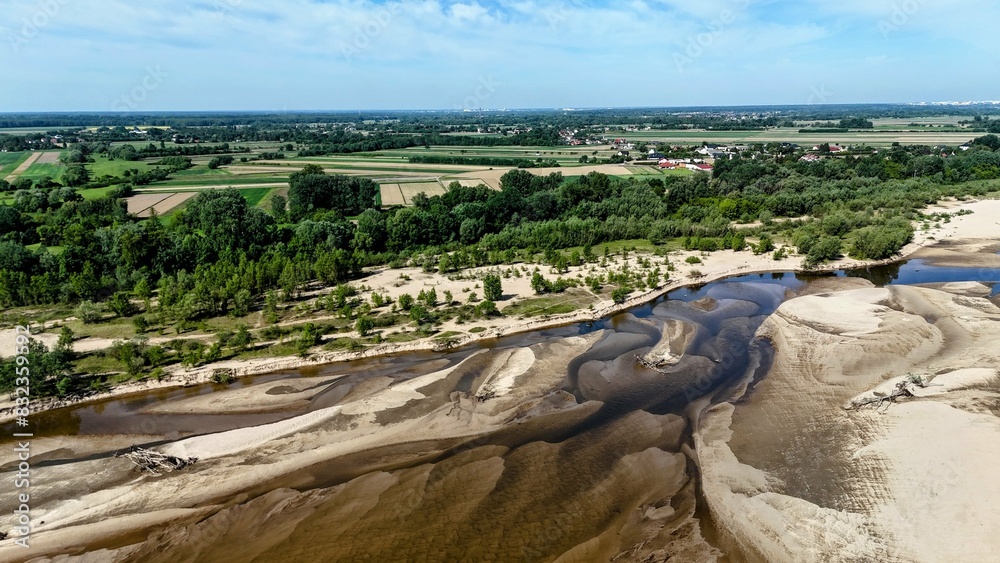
[697,276,1000,561]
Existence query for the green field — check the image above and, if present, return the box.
[85,155,156,177]
[20,162,64,182]
[78,186,118,200]
[0,152,31,177]
[153,175,288,187]
[239,187,272,207]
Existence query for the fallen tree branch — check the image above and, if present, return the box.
[848,374,928,412]
[634,354,674,373]
[114,445,198,476]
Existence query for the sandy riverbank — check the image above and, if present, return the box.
[2,197,996,424]
[695,280,1000,561]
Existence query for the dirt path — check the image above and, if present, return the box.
[3,151,42,182]
[135,182,289,192]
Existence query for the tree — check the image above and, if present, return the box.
[63,164,90,187]
[232,289,253,317]
[109,291,138,318]
[109,337,148,376]
[231,325,253,352]
[806,236,842,266]
[207,155,235,169]
[0,338,68,395]
[296,323,319,356]
[353,209,387,251]
[483,274,502,301]
[476,300,500,317]
[612,287,630,304]
[398,293,414,310]
[409,305,429,324]
[270,194,287,221]
[531,272,551,294]
[288,168,378,219]
[355,316,375,337]
[57,326,75,353]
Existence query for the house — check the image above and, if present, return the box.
[800,154,822,162]
[658,159,677,169]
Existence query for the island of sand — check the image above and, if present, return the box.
[697,279,1000,561]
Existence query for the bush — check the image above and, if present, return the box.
[475,300,500,317]
[212,369,235,384]
[848,225,913,260]
[531,272,552,294]
[231,325,254,351]
[109,292,138,318]
[355,316,375,337]
[207,155,235,169]
[483,274,503,301]
[76,301,103,324]
[805,237,842,266]
[685,256,702,264]
[611,287,630,304]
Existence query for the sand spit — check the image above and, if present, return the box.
[0,334,616,560]
[696,282,1000,562]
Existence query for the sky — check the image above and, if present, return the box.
[0,0,997,112]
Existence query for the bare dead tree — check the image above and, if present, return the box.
[114,445,198,476]
[849,374,928,412]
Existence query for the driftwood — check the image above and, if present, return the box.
[114,445,198,476]
[850,375,928,412]
[634,354,673,373]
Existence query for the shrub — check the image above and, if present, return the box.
[483,274,503,301]
[76,301,103,324]
[611,287,630,304]
[355,316,375,337]
[685,256,702,264]
[805,237,842,266]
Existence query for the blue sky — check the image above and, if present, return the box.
[0,0,996,111]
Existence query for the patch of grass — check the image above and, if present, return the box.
[382,331,422,344]
[78,186,118,200]
[503,291,595,317]
[85,155,156,177]
[73,354,122,375]
[0,152,30,177]
[19,162,64,182]
[65,316,146,340]
[25,244,64,255]
[435,331,463,339]
[239,187,272,207]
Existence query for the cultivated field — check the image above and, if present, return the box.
[36,151,61,164]
[141,192,197,217]
[3,151,41,182]
[126,193,173,215]
[379,184,406,206]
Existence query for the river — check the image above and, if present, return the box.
[2,258,998,561]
